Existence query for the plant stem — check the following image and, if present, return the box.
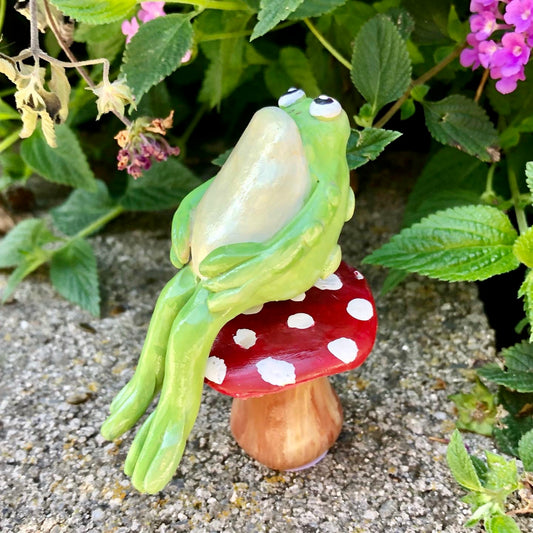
[196,20,296,42]
[474,68,490,103]
[0,129,22,154]
[303,18,352,70]
[374,44,464,129]
[73,205,126,240]
[507,164,528,235]
[29,0,40,65]
[0,0,6,35]
[165,0,249,10]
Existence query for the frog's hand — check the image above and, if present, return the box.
[123,287,225,494]
[203,179,339,294]
[100,267,197,441]
[170,178,213,268]
[198,241,268,278]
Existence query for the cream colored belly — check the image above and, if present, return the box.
[190,106,312,276]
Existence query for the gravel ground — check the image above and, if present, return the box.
[1,169,531,532]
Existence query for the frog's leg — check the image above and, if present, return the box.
[320,244,342,280]
[170,178,213,268]
[123,287,226,494]
[100,266,197,441]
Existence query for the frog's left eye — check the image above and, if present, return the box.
[278,88,306,108]
[309,95,342,119]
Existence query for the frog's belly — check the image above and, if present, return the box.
[190,106,312,276]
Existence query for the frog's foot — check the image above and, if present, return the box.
[320,244,342,280]
[124,399,188,494]
[101,372,159,440]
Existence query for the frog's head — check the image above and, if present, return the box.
[277,88,350,172]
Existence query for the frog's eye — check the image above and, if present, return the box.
[309,95,342,119]
[278,87,306,108]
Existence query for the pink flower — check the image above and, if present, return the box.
[492,31,531,75]
[121,17,139,44]
[479,39,501,67]
[495,67,526,92]
[470,11,499,39]
[505,0,533,32]
[470,0,501,13]
[461,34,483,68]
[138,1,166,23]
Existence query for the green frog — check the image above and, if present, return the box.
[100,89,353,493]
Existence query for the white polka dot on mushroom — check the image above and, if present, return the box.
[243,304,263,315]
[233,328,257,349]
[347,298,374,321]
[354,270,364,280]
[290,293,306,302]
[205,356,227,384]
[314,274,342,290]
[287,313,315,329]
[327,337,359,364]
[256,357,296,386]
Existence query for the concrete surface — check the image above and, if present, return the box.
[1,170,530,532]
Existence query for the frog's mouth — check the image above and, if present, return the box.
[190,106,312,275]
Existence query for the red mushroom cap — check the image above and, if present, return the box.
[205,262,378,399]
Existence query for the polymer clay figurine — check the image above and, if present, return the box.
[101,88,355,493]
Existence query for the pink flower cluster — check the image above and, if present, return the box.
[122,2,166,44]
[115,112,180,179]
[461,0,533,93]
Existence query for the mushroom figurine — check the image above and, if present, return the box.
[204,261,377,471]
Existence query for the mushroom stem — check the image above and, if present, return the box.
[230,376,343,470]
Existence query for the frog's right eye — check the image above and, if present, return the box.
[278,88,306,108]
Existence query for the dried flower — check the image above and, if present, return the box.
[92,77,136,119]
[114,111,180,179]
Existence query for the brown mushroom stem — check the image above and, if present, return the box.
[230,376,343,470]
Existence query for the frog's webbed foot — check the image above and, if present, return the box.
[100,268,197,441]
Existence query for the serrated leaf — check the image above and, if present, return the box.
[265,47,321,98]
[198,12,250,109]
[50,239,99,316]
[74,21,124,62]
[346,127,401,170]
[251,0,304,40]
[288,0,347,19]
[478,341,533,392]
[423,95,500,163]
[513,227,533,268]
[351,15,411,116]
[2,253,47,303]
[484,451,520,493]
[49,0,136,24]
[51,181,117,237]
[447,430,483,491]
[526,161,533,198]
[119,157,201,211]
[518,428,533,471]
[485,514,522,533]
[0,218,55,268]
[519,270,533,342]
[363,205,520,282]
[385,7,415,40]
[20,124,97,191]
[403,148,485,228]
[121,14,193,101]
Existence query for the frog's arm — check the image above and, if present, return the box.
[201,177,340,292]
[170,178,214,268]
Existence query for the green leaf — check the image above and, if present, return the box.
[121,14,193,101]
[2,253,47,303]
[449,380,497,436]
[447,4,469,43]
[212,148,233,167]
[265,47,321,99]
[49,0,136,24]
[385,7,415,40]
[514,227,533,268]
[400,98,415,120]
[485,514,522,533]
[346,128,402,170]
[50,239,100,316]
[423,95,500,163]
[518,428,533,471]
[363,205,520,282]
[484,452,520,494]
[518,270,533,342]
[198,12,250,109]
[402,0,450,44]
[20,124,97,191]
[351,14,412,116]
[251,0,304,40]
[119,157,201,211]
[526,161,533,198]
[74,21,124,62]
[0,219,55,269]
[402,148,485,228]
[51,181,117,237]
[0,98,20,120]
[478,341,533,393]
[289,0,347,19]
[446,430,483,491]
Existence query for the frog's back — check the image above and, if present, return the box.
[190,107,312,276]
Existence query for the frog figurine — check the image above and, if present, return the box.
[100,88,354,493]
